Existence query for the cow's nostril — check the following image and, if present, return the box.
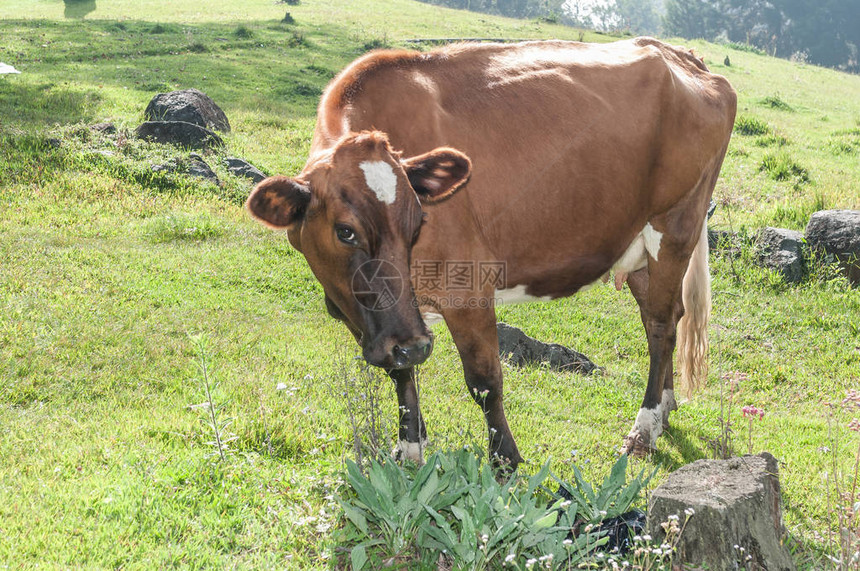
[392,345,408,365]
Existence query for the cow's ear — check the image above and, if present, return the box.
[402,147,471,203]
[246,176,311,229]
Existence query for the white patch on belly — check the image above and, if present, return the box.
[359,160,397,205]
[642,222,663,261]
[612,233,647,275]
[611,222,665,281]
[421,312,444,326]
[494,284,552,305]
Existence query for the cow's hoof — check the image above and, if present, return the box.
[622,433,656,457]
[392,439,427,465]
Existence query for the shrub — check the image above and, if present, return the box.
[828,128,860,155]
[754,134,789,148]
[734,116,771,136]
[759,152,809,183]
[336,448,662,570]
[760,95,793,111]
[723,41,767,55]
[234,25,254,39]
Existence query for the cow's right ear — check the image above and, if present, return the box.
[246,176,311,229]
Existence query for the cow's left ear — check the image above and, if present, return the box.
[401,147,472,203]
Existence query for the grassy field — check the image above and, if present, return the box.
[1,0,859,567]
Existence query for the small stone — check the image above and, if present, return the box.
[224,156,267,183]
[755,227,806,283]
[89,122,116,135]
[188,157,219,186]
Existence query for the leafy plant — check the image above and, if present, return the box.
[336,447,604,570]
[550,454,658,526]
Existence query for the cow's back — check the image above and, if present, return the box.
[311,38,736,292]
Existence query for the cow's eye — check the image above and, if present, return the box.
[336,225,357,245]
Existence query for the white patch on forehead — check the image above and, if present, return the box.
[359,160,397,205]
[642,222,663,261]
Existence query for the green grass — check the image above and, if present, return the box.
[1,0,860,567]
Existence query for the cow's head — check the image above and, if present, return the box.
[246,131,471,369]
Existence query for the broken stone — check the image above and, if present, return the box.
[806,209,860,286]
[647,453,795,570]
[755,227,806,283]
[143,88,230,132]
[497,322,597,375]
[135,121,224,150]
[188,154,219,185]
[224,156,266,183]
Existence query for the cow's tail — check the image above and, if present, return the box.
[677,220,710,399]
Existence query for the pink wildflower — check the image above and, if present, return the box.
[742,405,765,420]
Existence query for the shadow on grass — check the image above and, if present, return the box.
[64,0,96,19]
[651,423,713,471]
[0,80,101,129]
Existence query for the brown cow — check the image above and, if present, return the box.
[247,37,736,467]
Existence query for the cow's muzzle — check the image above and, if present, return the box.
[363,335,433,369]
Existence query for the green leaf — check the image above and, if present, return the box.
[533,511,558,529]
[340,503,369,536]
[350,544,367,571]
[527,460,551,494]
[415,469,439,506]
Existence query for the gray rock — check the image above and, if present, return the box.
[187,155,219,186]
[135,121,224,150]
[496,323,597,375]
[151,159,178,174]
[224,156,266,183]
[806,210,860,286]
[755,227,806,283]
[708,228,736,251]
[648,453,795,571]
[89,122,116,135]
[144,88,230,132]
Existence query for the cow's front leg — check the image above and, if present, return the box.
[388,367,428,464]
[445,307,523,470]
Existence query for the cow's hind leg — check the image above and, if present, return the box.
[389,367,428,464]
[627,269,681,432]
[622,223,698,457]
[445,307,524,470]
